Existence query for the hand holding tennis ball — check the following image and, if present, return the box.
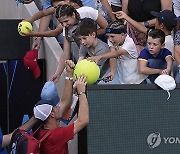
[18,21,33,36]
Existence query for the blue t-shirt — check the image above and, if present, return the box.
[138,48,172,62]
[138,48,172,69]
[43,0,95,10]
[0,135,3,151]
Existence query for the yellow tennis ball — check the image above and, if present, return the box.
[74,59,100,85]
[18,21,32,36]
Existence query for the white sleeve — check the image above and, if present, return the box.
[107,40,113,47]
[78,6,99,21]
[62,27,65,37]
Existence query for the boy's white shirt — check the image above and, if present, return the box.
[108,34,148,84]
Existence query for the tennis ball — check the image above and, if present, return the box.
[74,59,100,85]
[18,21,32,36]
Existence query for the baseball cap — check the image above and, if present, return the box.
[33,100,56,121]
[41,81,60,106]
[151,10,177,30]
[23,49,40,79]
[154,74,176,100]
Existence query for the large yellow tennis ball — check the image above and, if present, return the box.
[74,59,100,85]
[18,21,32,36]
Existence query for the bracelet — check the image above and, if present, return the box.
[78,92,86,96]
[65,76,73,81]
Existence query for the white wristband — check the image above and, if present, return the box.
[65,76,73,81]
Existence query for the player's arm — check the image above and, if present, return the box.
[138,59,162,75]
[59,60,74,118]
[74,76,89,134]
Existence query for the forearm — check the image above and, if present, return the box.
[101,0,116,22]
[99,51,119,60]
[174,46,180,65]
[139,67,162,75]
[166,57,173,73]
[2,134,12,148]
[161,0,172,10]
[55,38,71,75]
[109,58,116,73]
[32,28,61,37]
[60,73,74,116]
[36,15,51,39]
[77,93,89,126]
[125,15,147,34]
[19,116,38,131]
[122,0,128,14]
[97,28,106,36]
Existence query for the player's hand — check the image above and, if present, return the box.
[65,60,75,76]
[76,75,87,94]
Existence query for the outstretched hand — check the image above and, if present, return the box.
[112,11,127,20]
[105,72,115,82]
[86,56,101,64]
[76,75,87,94]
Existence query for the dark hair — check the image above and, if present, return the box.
[51,0,83,7]
[76,18,97,36]
[70,0,83,7]
[148,29,165,44]
[55,4,80,20]
[106,20,127,33]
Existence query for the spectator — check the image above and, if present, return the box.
[33,60,89,154]
[50,4,108,83]
[24,0,83,38]
[94,0,116,23]
[121,0,172,53]
[174,16,180,83]
[114,10,177,54]
[75,18,118,84]
[173,0,180,17]
[138,29,173,83]
[0,116,38,151]
[111,0,122,12]
[87,20,147,84]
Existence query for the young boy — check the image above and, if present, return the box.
[75,18,118,84]
[87,20,147,84]
[113,10,177,54]
[138,29,173,83]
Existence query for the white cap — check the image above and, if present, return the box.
[154,74,176,100]
[33,100,54,121]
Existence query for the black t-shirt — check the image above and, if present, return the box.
[128,0,161,22]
